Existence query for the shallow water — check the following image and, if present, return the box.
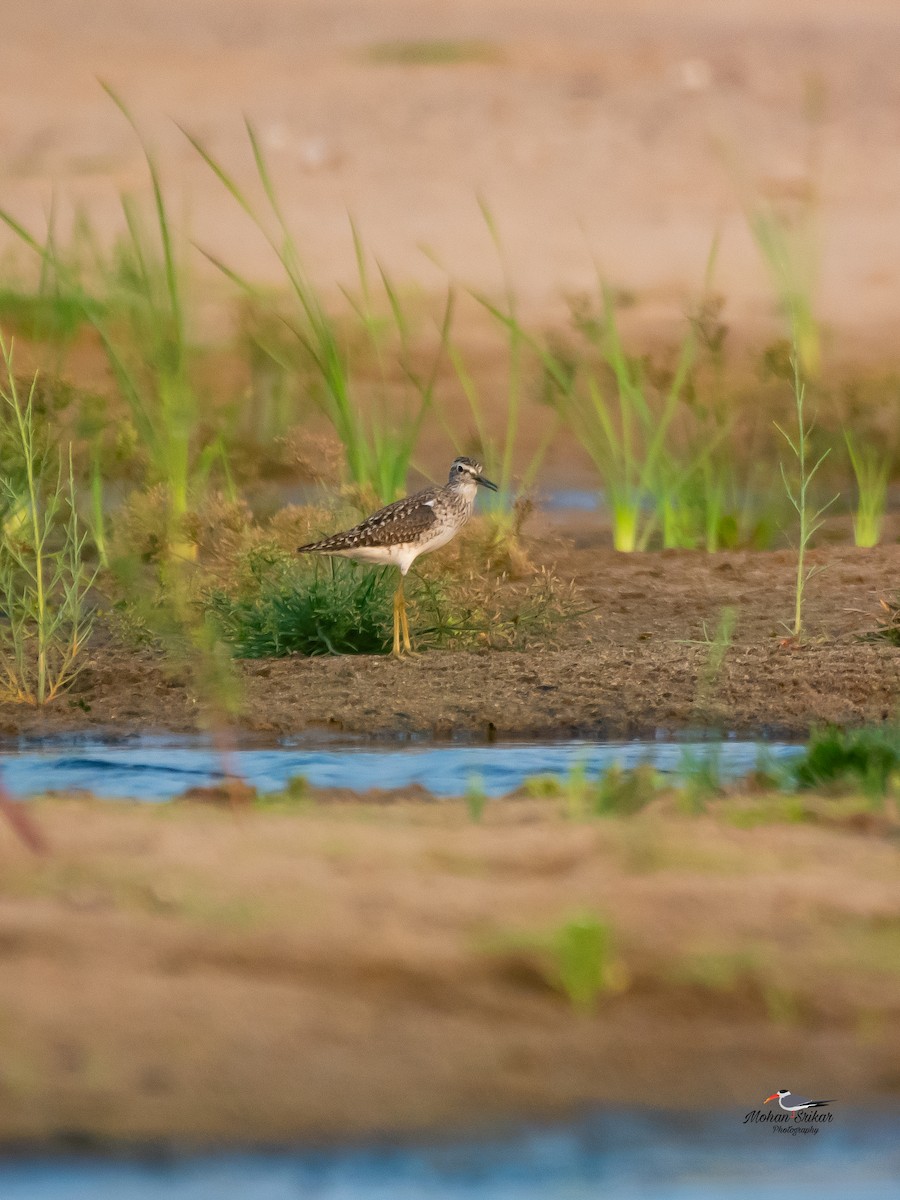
[0,738,801,800]
[2,1109,897,1199]
[539,488,602,511]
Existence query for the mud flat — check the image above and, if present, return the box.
[0,541,897,743]
[0,789,898,1147]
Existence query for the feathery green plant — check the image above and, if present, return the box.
[694,605,737,710]
[776,352,837,638]
[0,338,97,705]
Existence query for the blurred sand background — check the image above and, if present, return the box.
[1,0,899,355]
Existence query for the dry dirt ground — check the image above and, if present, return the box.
[1,533,897,742]
[0,794,898,1147]
[2,0,900,359]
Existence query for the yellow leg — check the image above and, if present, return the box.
[390,576,415,657]
[398,585,414,654]
[392,586,402,657]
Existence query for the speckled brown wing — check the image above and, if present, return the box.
[298,489,439,553]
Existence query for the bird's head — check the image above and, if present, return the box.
[447,457,498,492]
[764,1090,790,1103]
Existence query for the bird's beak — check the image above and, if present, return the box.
[476,474,499,492]
[764,1094,778,1104]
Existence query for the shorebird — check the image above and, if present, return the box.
[297,457,498,656]
[764,1090,834,1119]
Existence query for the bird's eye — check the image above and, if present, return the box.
[456,464,464,472]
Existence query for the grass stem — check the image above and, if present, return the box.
[775,352,837,639]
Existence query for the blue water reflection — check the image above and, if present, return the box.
[1,1108,897,1199]
[0,739,801,801]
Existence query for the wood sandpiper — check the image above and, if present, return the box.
[297,457,498,656]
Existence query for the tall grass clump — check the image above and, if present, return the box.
[440,201,561,558]
[184,122,441,505]
[504,241,732,554]
[0,207,106,353]
[0,338,96,705]
[543,286,700,552]
[776,352,836,638]
[844,433,891,548]
[0,87,219,565]
[653,249,740,552]
[99,86,219,562]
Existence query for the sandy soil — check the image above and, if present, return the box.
[1,534,897,742]
[0,792,897,1147]
[2,0,900,359]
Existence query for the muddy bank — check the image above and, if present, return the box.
[0,542,898,742]
[0,793,898,1147]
